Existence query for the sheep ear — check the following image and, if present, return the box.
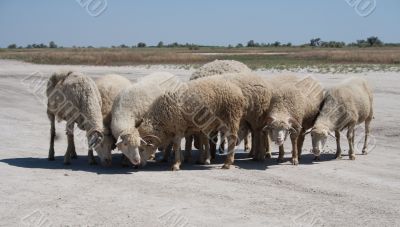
[135,119,144,128]
[262,125,271,132]
[116,136,124,150]
[262,116,275,132]
[265,116,275,125]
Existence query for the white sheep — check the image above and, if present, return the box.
[309,77,374,160]
[47,71,106,165]
[137,76,246,171]
[94,74,132,165]
[263,76,324,165]
[111,72,179,166]
[219,73,274,161]
[190,59,251,80]
[189,60,253,158]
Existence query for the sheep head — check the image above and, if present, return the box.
[88,130,115,167]
[310,125,335,157]
[263,115,302,146]
[137,118,167,154]
[94,134,116,167]
[116,132,141,166]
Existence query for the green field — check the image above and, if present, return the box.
[1,47,400,71]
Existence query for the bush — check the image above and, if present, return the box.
[49,41,57,48]
[157,41,164,48]
[310,38,321,47]
[367,36,383,47]
[236,43,244,48]
[247,40,258,47]
[321,41,345,48]
[7,44,17,49]
[137,42,146,48]
[272,41,281,47]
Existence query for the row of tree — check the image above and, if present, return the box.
[309,37,383,48]
[6,37,398,49]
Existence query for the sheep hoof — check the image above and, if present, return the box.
[349,155,356,160]
[362,150,368,155]
[265,153,272,159]
[313,156,320,161]
[204,159,211,165]
[48,156,55,161]
[121,157,131,167]
[160,158,169,163]
[71,154,78,160]
[183,157,192,163]
[88,159,98,165]
[335,155,342,160]
[291,158,299,165]
[222,164,231,169]
[253,156,265,161]
[171,165,180,171]
[277,158,285,163]
[63,161,71,166]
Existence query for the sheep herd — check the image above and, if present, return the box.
[46,60,374,170]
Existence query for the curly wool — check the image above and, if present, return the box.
[190,60,251,80]
[95,74,132,135]
[47,71,103,135]
[268,76,324,130]
[314,77,373,131]
[111,72,179,140]
[139,76,246,152]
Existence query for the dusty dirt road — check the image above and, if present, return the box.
[0,60,399,226]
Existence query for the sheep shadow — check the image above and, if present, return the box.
[0,150,341,174]
[0,153,136,175]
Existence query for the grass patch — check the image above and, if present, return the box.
[0,47,399,71]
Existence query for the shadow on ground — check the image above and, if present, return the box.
[0,150,339,174]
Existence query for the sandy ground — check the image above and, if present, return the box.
[0,60,399,226]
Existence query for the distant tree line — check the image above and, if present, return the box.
[5,37,400,49]
[308,36,385,48]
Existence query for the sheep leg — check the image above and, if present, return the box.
[219,132,226,154]
[48,113,56,161]
[335,130,342,159]
[69,138,78,159]
[171,138,182,171]
[297,132,305,160]
[88,149,97,165]
[254,131,266,161]
[222,135,236,169]
[290,134,299,165]
[244,133,251,152]
[248,132,256,158]
[204,137,211,165]
[64,123,75,165]
[161,143,173,163]
[209,131,218,161]
[264,132,272,159]
[183,136,192,163]
[347,126,356,160]
[197,134,211,165]
[362,119,371,155]
[278,145,285,163]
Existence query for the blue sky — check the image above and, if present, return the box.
[0,0,399,47]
